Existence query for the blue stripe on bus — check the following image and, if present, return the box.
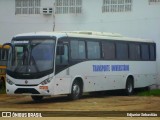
[93,65,129,72]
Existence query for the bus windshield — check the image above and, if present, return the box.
[7,39,55,74]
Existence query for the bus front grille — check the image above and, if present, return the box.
[15,84,38,86]
[14,88,40,94]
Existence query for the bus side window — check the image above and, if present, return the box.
[116,42,128,60]
[87,41,100,59]
[70,40,86,60]
[141,44,149,60]
[56,44,68,65]
[2,49,7,60]
[150,44,156,61]
[61,45,68,64]
[129,44,141,60]
[102,42,115,60]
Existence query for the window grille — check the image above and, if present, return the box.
[149,0,160,5]
[55,0,82,14]
[102,0,132,13]
[15,0,41,14]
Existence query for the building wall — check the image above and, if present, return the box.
[55,0,160,41]
[1,0,159,43]
[0,0,160,86]
[0,0,54,44]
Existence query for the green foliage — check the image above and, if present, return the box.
[137,89,160,96]
[0,87,6,94]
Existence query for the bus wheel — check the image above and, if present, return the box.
[69,80,82,100]
[31,96,43,101]
[125,78,134,96]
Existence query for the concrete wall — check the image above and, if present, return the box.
[0,0,54,44]
[1,0,159,43]
[55,0,160,41]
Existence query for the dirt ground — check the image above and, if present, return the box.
[0,94,160,119]
[0,94,160,111]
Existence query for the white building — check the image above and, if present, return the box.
[0,0,54,43]
[0,0,160,87]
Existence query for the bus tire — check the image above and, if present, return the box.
[31,96,43,101]
[68,80,82,100]
[125,77,134,96]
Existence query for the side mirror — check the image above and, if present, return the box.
[56,45,64,55]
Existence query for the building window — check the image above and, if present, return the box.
[15,0,41,14]
[102,0,132,13]
[55,0,82,14]
[149,0,160,5]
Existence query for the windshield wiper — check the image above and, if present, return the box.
[14,59,24,72]
[30,55,40,72]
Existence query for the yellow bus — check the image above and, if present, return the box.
[0,44,9,89]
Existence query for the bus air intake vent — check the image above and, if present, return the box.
[14,88,40,94]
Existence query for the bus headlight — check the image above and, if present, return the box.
[41,77,52,85]
[6,78,14,85]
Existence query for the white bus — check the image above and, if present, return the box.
[4,31,157,101]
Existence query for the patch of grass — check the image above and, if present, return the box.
[137,89,160,96]
[0,87,6,94]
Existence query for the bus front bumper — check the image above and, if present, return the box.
[6,83,52,96]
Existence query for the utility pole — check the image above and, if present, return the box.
[53,2,56,31]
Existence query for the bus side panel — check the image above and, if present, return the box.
[52,60,156,95]
[132,61,157,88]
[69,61,156,92]
[54,70,71,95]
[69,61,127,92]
